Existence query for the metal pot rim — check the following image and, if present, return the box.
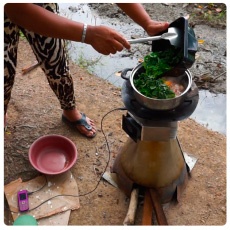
[126,63,193,110]
[130,64,192,101]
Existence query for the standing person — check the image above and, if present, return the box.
[4,3,169,138]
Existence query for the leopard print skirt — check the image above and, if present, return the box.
[4,3,76,114]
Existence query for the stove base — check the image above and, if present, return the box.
[112,137,190,203]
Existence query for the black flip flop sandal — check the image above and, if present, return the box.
[62,113,96,138]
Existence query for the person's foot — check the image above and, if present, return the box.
[62,109,97,138]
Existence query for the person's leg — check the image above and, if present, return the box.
[20,3,96,137]
[4,13,20,125]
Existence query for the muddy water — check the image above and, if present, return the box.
[59,3,226,135]
[190,91,226,135]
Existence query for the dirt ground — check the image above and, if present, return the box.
[4,3,226,227]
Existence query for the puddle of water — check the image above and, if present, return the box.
[190,90,226,135]
[59,3,226,136]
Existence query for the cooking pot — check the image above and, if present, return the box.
[121,63,192,111]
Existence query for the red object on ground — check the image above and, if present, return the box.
[29,135,78,175]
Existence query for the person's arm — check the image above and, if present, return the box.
[4,3,130,55]
[116,4,152,30]
[4,3,84,42]
[117,3,169,36]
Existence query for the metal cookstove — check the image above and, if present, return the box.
[112,17,199,225]
[113,75,199,199]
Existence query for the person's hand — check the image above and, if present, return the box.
[144,20,169,36]
[85,25,130,55]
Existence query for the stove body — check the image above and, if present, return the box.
[112,17,199,203]
[113,79,199,203]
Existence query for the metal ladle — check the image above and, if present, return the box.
[128,27,183,47]
[127,32,176,44]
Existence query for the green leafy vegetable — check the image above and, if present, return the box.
[134,46,183,99]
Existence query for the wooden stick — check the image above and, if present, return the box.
[123,188,139,225]
[142,189,153,225]
[22,62,39,75]
[149,188,168,225]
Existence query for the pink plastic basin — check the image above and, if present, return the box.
[29,135,77,175]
